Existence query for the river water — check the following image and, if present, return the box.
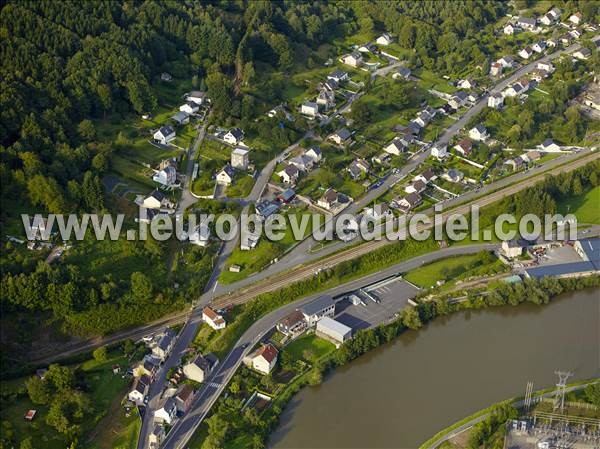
[269,289,600,449]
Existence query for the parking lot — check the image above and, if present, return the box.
[538,244,582,266]
[334,277,420,330]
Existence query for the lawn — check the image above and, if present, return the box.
[557,185,600,225]
[226,175,255,198]
[283,334,335,362]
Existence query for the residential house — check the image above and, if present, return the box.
[448,91,469,109]
[431,144,448,159]
[342,51,363,67]
[256,201,280,221]
[490,62,503,76]
[358,42,377,53]
[327,69,349,83]
[134,360,158,380]
[503,82,524,97]
[278,165,300,185]
[277,188,296,204]
[128,375,150,405]
[148,425,165,449]
[202,306,226,330]
[175,384,196,414]
[537,61,555,72]
[154,398,177,425]
[143,189,168,210]
[322,78,338,91]
[300,295,335,326]
[376,33,393,46]
[538,138,560,152]
[569,29,581,40]
[525,150,542,162]
[498,55,515,68]
[364,203,392,221]
[532,40,547,53]
[581,80,600,111]
[415,169,437,184]
[372,152,391,165]
[405,180,426,194]
[180,101,199,114]
[504,24,516,35]
[171,111,190,125]
[318,188,340,210]
[243,343,279,375]
[488,92,504,109]
[568,12,582,25]
[559,34,573,46]
[540,12,554,26]
[469,124,489,142]
[301,101,319,117]
[457,79,476,89]
[153,125,176,145]
[328,128,352,145]
[392,67,412,80]
[454,138,473,156]
[316,89,336,110]
[573,48,591,60]
[517,16,537,31]
[153,164,177,187]
[223,128,244,145]
[384,137,406,155]
[152,329,176,361]
[505,156,525,171]
[183,353,219,383]
[546,38,558,48]
[305,147,322,163]
[216,165,235,186]
[161,72,173,82]
[189,223,210,247]
[316,317,352,346]
[277,310,308,337]
[519,46,533,59]
[289,154,314,172]
[231,147,250,170]
[347,159,370,180]
[187,91,207,105]
[396,192,422,213]
[530,69,548,82]
[414,111,431,128]
[442,168,464,183]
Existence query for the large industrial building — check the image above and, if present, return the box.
[524,238,600,280]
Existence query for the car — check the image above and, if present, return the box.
[241,343,249,349]
[143,396,149,405]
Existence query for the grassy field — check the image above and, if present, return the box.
[557,185,600,225]
[284,334,335,362]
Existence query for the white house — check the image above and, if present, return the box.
[501,240,523,259]
[364,203,392,221]
[153,125,176,145]
[405,180,426,194]
[454,138,473,156]
[300,295,335,326]
[519,47,533,59]
[327,69,349,83]
[278,165,299,185]
[231,147,249,170]
[316,89,335,110]
[490,62,502,76]
[153,165,177,187]
[202,307,226,330]
[376,33,393,46]
[128,376,149,405]
[537,61,555,73]
[384,137,406,155]
[532,41,546,53]
[152,330,175,361]
[442,168,464,183]
[216,165,235,186]
[244,343,278,375]
[305,147,322,163]
[180,101,199,114]
[504,24,516,35]
[498,55,515,68]
[395,192,422,213]
[187,91,207,105]
[538,138,560,152]
[289,154,314,172]
[223,128,244,145]
[148,425,165,449]
[189,223,210,247]
[431,144,448,159]
[469,124,489,142]
[317,188,339,210]
[488,93,504,109]
[301,101,319,117]
[414,169,437,184]
[457,79,476,89]
[517,16,537,31]
[342,51,363,67]
[143,190,168,210]
[568,12,582,25]
[183,353,219,383]
[573,48,591,60]
[154,398,177,425]
[393,67,412,80]
[328,128,352,145]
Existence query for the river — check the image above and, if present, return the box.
[269,289,600,449]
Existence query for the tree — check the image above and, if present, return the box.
[25,376,49,404]
[93,346,107,363]
[130,272,153,302]
[20,437,34,449]
[350,101,372,125]
[122,339,135,356]
[206,71,233,119]
[402,307,422,330]
[45,364,74,392]
[584,383,600,407]
[77,120,96,141]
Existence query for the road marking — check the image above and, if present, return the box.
[206,382,221,388]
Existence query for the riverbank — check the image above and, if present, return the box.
[193,276,600,449]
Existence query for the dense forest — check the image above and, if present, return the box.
[0,1,598,354]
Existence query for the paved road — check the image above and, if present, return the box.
[177,122,208,214]
[160,243,497,449]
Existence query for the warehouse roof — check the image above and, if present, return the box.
[316,316,352,336]
[300,295,335,317]
[524,261,597,279]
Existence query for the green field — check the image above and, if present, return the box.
[557,185,600,225]
[284,334,335,362]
